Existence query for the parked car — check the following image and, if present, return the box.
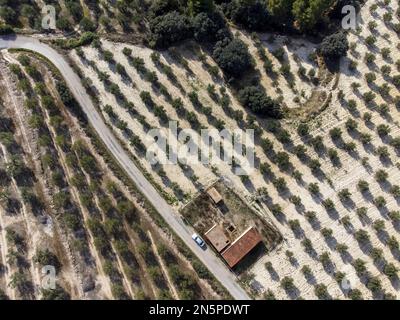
[192,233,206,249]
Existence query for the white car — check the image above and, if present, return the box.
[192,233,206,248]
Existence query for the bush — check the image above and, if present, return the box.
[212,38,252,78]
[149,11,193,48]
[238,86,283,119]
[319,32,349,59]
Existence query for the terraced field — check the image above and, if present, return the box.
[69,0,400,300]
[0,50,224,300]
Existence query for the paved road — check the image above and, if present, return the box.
[0,35,251,300]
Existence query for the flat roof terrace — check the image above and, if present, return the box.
[204,224,231,252]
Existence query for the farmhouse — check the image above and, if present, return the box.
[221,227,263,268]
[204,224,231,252]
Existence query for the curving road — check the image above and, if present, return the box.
[0,35,250,300]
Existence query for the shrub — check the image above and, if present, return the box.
[376,146,389,159]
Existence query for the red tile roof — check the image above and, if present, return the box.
[221,227,262,268]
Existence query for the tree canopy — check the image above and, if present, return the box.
[292,0,335,32]
[319,32,349,59]
[224,0,270,31]
[238,86,283,119]
[149,11,193,48]
[193,10,228,43]
[212,38,253,78]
